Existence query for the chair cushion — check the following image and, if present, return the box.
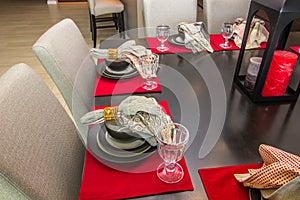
[93,0,124,16]
[0,63,85,199]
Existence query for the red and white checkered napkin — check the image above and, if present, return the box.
[234,144,300,189]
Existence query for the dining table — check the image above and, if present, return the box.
[73,28,300,200]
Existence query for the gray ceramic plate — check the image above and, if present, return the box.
[96,62,139,80]
[168,34,185,47]
[97,131,150,158]
[87,124,156,163]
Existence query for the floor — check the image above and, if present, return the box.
[0,0,203,111]
[0,0,119,111]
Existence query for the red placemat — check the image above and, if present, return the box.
[290,46,300,54]
[94,59,162,96]
[198,163,262,200]
[146,37,224,54]
[94,74,161,96]
[79,101,194,200]
[146,37,192,54]
[210,34,267,52]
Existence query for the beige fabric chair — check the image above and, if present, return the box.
[0,63,85,199]
[142,0,197,33]
[32,18,97,145]
[203,0,251,33]
[88,0,125,47]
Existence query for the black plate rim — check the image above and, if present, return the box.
[96,62,139,80]
[87,124,156,163]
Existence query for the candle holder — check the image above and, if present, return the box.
[233,0,300,103]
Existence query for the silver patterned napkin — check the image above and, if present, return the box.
[179,22,214,53]
[90,40,149,60]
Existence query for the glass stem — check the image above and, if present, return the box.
[165,162,176,173]
[224,38,229,46]
[145,76,152,85]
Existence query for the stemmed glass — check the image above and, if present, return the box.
[140,54,159,90]
[156,123,189,184]
[156,25,170,52]
[220,22,234,49]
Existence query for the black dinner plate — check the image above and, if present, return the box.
[168,34,185,47]
[87,124,156,163]
[96,62,139,80]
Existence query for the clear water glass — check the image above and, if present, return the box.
[156,123,189,184]
[140,54,159,90]
[156,25,170,52]
[220,22,234,49]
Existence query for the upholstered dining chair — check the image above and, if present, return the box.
[203,0,251,33]
[32,18,97,145]
[0,63,85,199]
[142,0,197,32]
[88,0,125,47]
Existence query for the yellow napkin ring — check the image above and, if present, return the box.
[103,106,118,121]
[107,49,118,60]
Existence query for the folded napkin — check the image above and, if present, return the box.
[199,163,262,200]
[179,22,214,53]
[91,40,158,80]
[79,101,194,200]
[232,18,269,49]
[234,144,300,189]
[90,40,150,60]
[123,53,158,79]
[80,96,173,146]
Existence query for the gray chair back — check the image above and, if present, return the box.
[32,18,96,145]
[143,0,197,33]
[0,63,85,199]
[203,0,251,33]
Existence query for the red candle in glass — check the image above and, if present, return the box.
[262,50,298,97]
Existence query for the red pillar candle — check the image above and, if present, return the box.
[262,50,298,97]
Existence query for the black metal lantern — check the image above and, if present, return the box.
[233,0,300,103]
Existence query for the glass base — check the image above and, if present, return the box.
[156,46,169,52]
[142,81,157,91]
[219,43,232,49]
[156,162,184,184]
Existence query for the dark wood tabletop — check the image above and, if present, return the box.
[91,35,300,199]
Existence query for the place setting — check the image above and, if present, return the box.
[83,96,170,164]
[210,18,269,52]
[90,40,162,96]
[79,96,194,199]
[146,22,214,54]
[146,24,192,54]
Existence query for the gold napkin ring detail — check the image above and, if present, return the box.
[107,49,118,60]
